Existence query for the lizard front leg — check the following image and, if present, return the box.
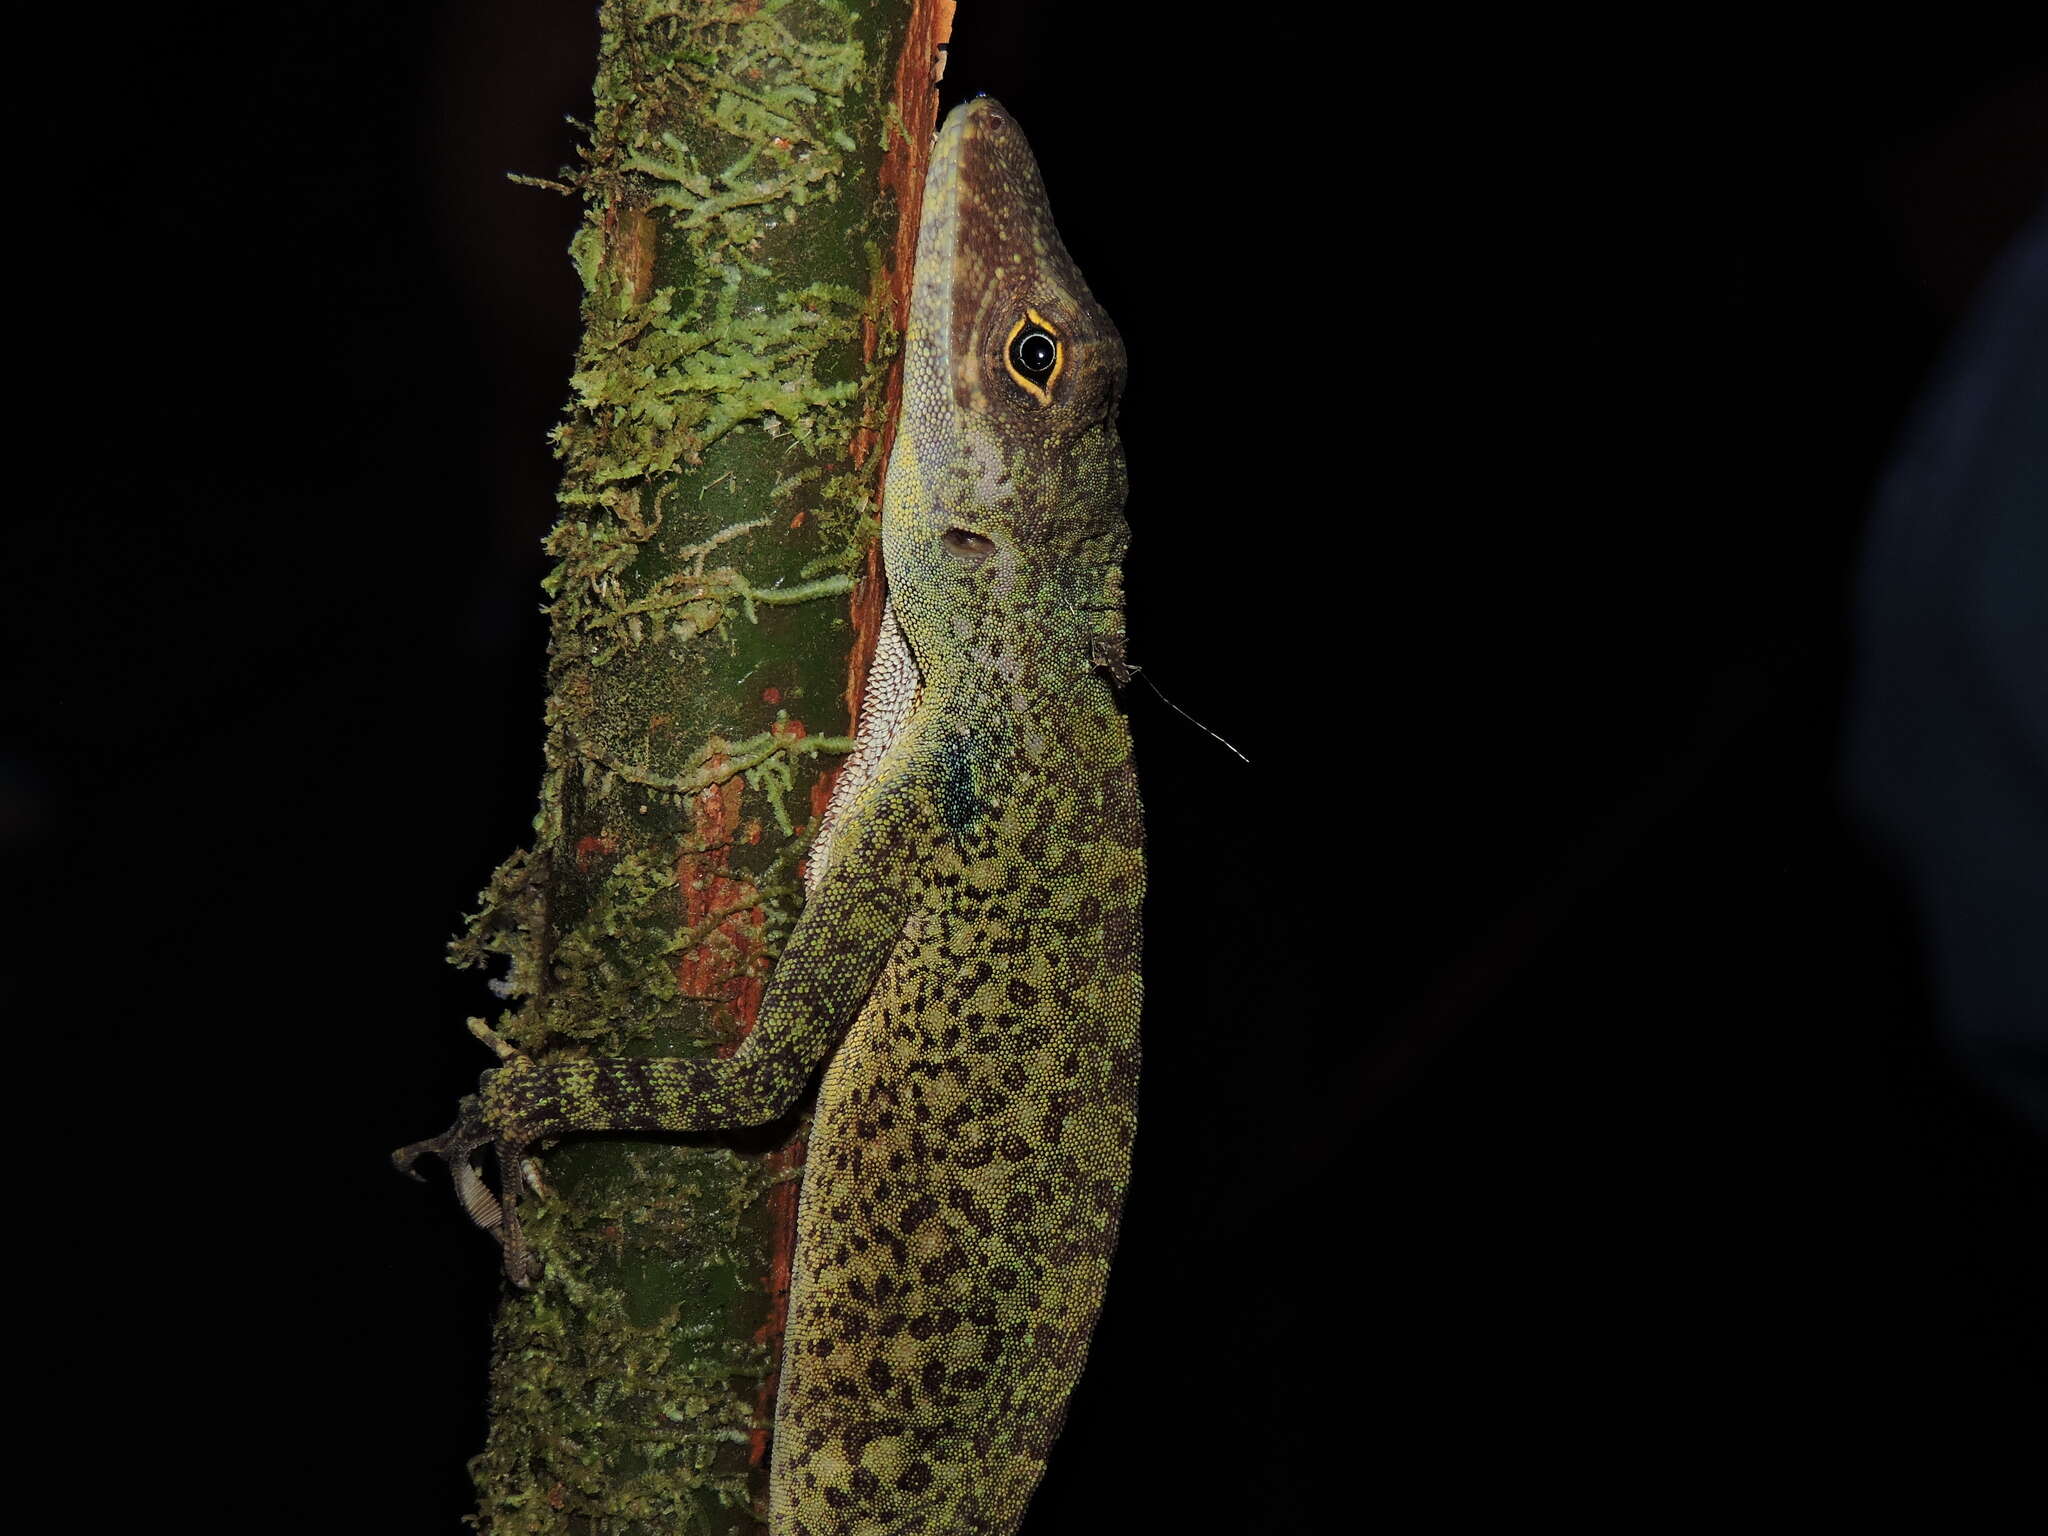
[395,795,918,1285]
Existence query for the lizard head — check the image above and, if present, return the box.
[917,95,1126,435]
[885,97,1132,694]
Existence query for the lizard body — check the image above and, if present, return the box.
[399,98,1139,1536]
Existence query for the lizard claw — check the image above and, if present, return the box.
[391,1091,540,1288]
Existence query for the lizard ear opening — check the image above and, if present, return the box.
[941,527,997,563]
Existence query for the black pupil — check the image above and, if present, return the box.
[1015,330,1056,376]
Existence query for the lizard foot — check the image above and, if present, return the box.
[391,1022,543,1287]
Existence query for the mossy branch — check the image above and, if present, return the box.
[431,3,946,1531]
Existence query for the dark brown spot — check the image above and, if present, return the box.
[897,1462,935,1494]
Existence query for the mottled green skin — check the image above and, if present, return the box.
[463,100,1138,1535]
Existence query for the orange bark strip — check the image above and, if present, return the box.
[677,765,764,1010]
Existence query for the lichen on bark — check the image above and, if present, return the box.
[440,2,943,1530]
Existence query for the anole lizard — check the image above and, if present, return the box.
[398,96,1139,1535]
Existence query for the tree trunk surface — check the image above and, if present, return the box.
[453,3,951,1529]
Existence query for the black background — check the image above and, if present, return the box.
[24,4,2047,1528]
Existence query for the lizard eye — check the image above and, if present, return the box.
[941,527,997,563]
[1003,309,1063,403]
[1014,330,1055,375]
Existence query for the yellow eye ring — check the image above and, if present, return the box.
[1003,309,1064,404]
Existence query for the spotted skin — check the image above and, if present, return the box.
[413,98,1138,1536]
